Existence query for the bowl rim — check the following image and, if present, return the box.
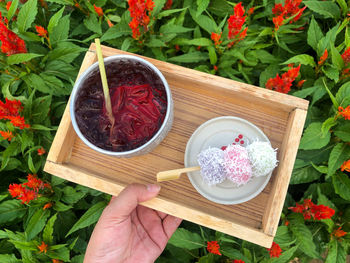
[69,54,172,156]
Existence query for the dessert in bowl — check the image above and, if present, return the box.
[70,55,173,157]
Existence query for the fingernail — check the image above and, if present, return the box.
[147,184,161,192]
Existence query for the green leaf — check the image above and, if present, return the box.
[121,38,132,51]
[196,0,210,17]
[321,117,337,136]
[299,122,331,150]
[331,45,344,71]
[46,0,73,4]
[43,214,57,244]
[66,201,106,237]
[84,15,102,35]
[7,0,19,21]
[168,51,209,63]
[7,53,43,65]
[100,24,131,42]
[172,38,212,46]
[274,226,295,246]
[292,86,317,99]
[290,166,321,184]
[289,217,320,259]
[146,38,166,47]
[334,123,350,142]
[322,66,339,82]
[328,143,350,177]
[48,7,65,34]
[61,186,86,205]
[48,42,86,63]
[152,0,167,16]
[0,200,26,224]
[168,228,205,250]
[1,141,21,170]
[336,82,350,107]
[0,254,21,263]
[325,240,347,263]
[46,247,70,261]
[25,209,50,240]
[53,201,72,212]
[221,246,251,262]
[158,7,188,19]
[160,24,194,34]
[318,24,339,56]
[32,95,52,123]
[30,124,56,131]
[333,172,350,201]
[303,1,341,19]
[282,54,316,67]
[190,9,217,34]
[20,130,34,153]
[17,0,37,32]
[207,46,217,65]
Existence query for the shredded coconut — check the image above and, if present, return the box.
[197,147,226,185]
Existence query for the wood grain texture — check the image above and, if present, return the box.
[262,108,308,236]
[46,50,97,163]
[44,44,309,248]
[45,161,274,247]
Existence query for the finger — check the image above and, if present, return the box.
[105,183,161,222]
[156,210,167,220]
[162,215,182,239]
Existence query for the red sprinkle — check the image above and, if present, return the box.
[235,138,239,142]
[240,140,244,144]
[238,134,243,139]
[221,146,227,151]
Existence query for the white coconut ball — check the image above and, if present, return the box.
[246,141,277,177]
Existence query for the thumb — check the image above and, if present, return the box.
[105,183,160,221]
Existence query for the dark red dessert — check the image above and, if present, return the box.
[74,59,167,152]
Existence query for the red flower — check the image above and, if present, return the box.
[266,64,300,94]
[341,47,350,65]
[207,241,221,255]
[273,15,284,30]
[35,25,47,37]
[228,2,246,39]
[214,65,218,71]
[272,3,284,15]
[284,220,289,226]
[318,49,328,65]
[340,159,350,172]
[106,18,113,28]
[211,32,222,46]
[43,202,52,210]
[163,0,172,10]
[267,242,282,258]
[18,188,37,204]
[5,115,30,129]
[23,174,45,191]
[332,226,347,238]
[37,147,46,156]
[338,106,350,120]
[0,130,14,141]
[311,204,335,220]
[234,260,245,263]
[128,0,154,39]
[52,260,62,263]
[0,13,27,56]
[272,0,305,31]
[0,98,22,117]
[37,241,48,253]
[93,4,103,17]
[239,27,248,40]
[303,199,314,209]
[288,202,305,213]
[8,183,25,197]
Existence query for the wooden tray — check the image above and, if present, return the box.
[44,43,309,248]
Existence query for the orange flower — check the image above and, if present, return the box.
[19,189,37,204]
[228,2,246,39]
[338,106,350,120]
[207,241,221,255]
[6,1,12,10]
[248,7,254,15]
[318,49,328,65]
[106,18,113,28]
[341,47,350,65]
[284,220,289,226]
[37,241,48,253]
[340,160,350,172]
[332,226,347,238]
[273,15,284,30]
[93,4,103,17]
[8,183,25,197]
[43,202,52,210]
[35,25,47,37]
[267,242,282,258]
[211,32,222,46]
[297,79,306,88]
[0,130,14,141]
[214,65,218,71]
[311,204,335,220]
[37,147,46,155]
[52,260,62,263]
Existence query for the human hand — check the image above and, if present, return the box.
[84,183,182,263]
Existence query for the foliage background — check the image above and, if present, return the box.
[0,0,349,262]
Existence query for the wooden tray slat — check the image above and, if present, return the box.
[44,44,308,248]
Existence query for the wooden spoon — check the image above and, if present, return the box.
[157,166,200,182]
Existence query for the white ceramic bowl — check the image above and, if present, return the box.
[185,116,273,205]
[70,55,173,157]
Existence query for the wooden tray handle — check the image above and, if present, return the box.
[157,166,201,182]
